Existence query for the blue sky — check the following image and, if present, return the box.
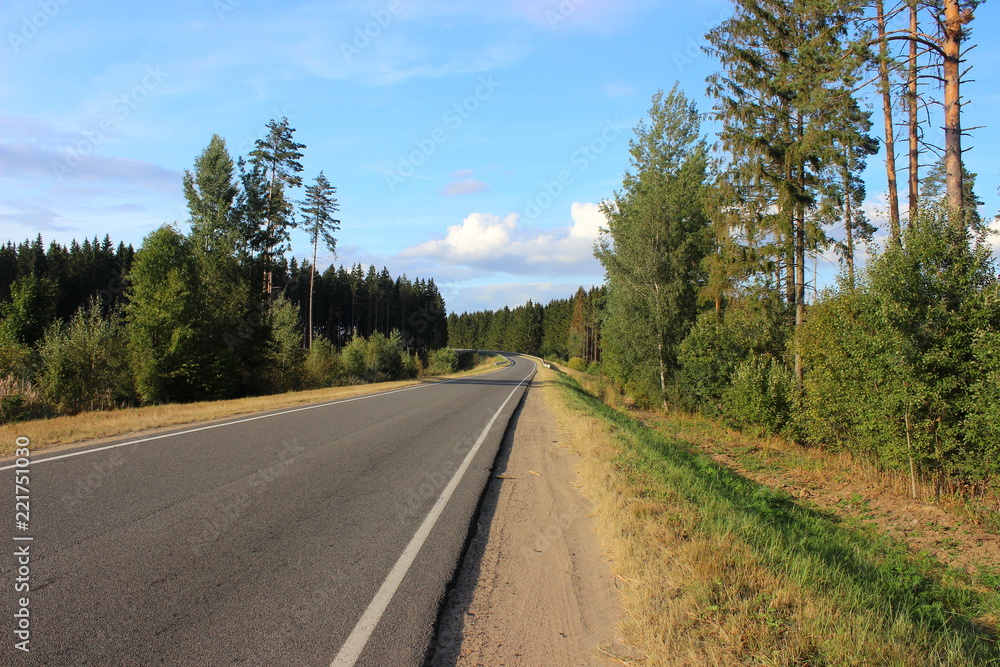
[2,0,998,314]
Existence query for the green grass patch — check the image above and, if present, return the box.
[554,371,1000,665]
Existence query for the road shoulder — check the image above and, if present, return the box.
[430,367,629,666]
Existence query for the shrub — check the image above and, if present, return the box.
[303,337,343,388]
[567,356,588,372]
[797,208,1000,479]
[342,331,406,382]
[0,376,48,424]
[722,354,793,434]
[265,295,305,392]
[426,348,460,375]
[676,292,789,413]
[38,302,135,414]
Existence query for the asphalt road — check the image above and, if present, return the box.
[1,355,535,666]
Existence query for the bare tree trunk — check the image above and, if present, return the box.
[877,0,902,243]
[794,206,805,387]
[308,235,318,348]
[908,0,920,222]
[844,168,856,288]
[942,0,965,223]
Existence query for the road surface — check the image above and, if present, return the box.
[1,356,535,666]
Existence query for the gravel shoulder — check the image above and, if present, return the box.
[430,370,629,666]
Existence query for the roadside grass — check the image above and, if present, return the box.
[542,368,1000,665]
[0,355,507,457]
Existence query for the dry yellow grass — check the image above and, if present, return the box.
[536,366,953,666]
[0,358,507,457]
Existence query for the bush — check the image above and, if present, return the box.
[586,361,602,375]
[426,348,460,375]
[722,354,793,434]
[401,352,419,379]
[342,331,406,382]
[567,356,588,372]
[303,337,343,388]
[38,303,135,414]
[676,293,789,413]
[797,209,1000,479]
[0,375,48,424]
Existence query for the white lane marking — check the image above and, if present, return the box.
[330,363,535,667]
[0,366,514,472]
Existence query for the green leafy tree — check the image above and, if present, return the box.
[126,226,244,403]
[596,86,711,405]
[265,294,305,392]
[183,134,241,253]
[799,206,1000,481]
[303,336,343,388]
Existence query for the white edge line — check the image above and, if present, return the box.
[330,361,535,667]
[0,362,515,472]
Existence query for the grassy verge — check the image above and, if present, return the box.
[541,368,999,665]
[0,355,507,457]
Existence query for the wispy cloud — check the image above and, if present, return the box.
[443,179,489,196]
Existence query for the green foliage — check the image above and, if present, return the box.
[676,292,790,412]
[0,275,58,346]
[183,134,241,253]
[265,294,305,392]
[597,86,711,404]
[798,208,1000,478]
[965,331,1000,477]
[303,336,343,388]
[126,225,247,403]
[342,331,407,382]
[721,354,793,434]
[426,347,459,375]
[38,302,134,414]
[567,356,588,372]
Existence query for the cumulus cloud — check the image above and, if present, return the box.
[398,202,607,275]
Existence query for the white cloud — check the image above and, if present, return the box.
[568,201,606,239]
[398,202,607,275]
[443,178,489,196]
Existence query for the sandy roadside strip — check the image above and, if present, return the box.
[430,369,632,666]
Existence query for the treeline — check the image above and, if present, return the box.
[0,235,134,323]
[447,286,604,363]
[0,118,448,423]
[459,0,999,485]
